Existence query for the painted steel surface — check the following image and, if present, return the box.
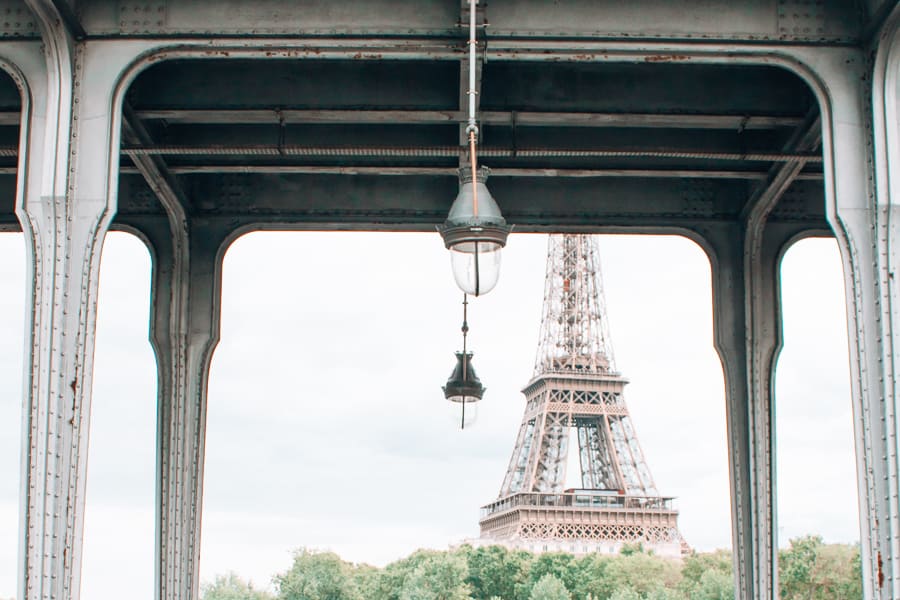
[1,0,898,598]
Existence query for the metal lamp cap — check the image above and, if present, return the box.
[439,167,511,249]
[442,351,485,402]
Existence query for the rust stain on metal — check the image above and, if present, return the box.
[644,55,690,62]
[69,378,77,425]
[877,551,884,588]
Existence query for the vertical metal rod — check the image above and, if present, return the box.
[461,388,466,429]
[470,133,479,217]
[473,241,481,296]
[467,0,479,217]
[461,293,469,429]
[468,0,477,132]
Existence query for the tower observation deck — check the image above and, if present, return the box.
[478,235,686,557]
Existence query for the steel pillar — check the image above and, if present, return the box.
[136,215,225,600]
[13,7,121,600]
[702,217,810,600]
[831,11,900,597]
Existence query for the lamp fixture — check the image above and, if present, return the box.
[442,294,485,429]
[439,0,510,297]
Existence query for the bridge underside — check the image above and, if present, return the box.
[0,56,829,235]
[2,1,899,600]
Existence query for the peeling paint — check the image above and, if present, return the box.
[644,54,691,62]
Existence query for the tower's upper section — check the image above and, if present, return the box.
[534,235,617,377]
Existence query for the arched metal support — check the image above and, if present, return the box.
[136,215,226,600]
[120,69,224,600]
[12,8,123,600]
[836,7,900,597]
[702,218,799,600]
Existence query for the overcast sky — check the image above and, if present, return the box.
[0,230,858,600]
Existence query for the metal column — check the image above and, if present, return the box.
[14,8,120,600]
[141,216,225,600]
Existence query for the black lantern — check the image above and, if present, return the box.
[442,295,485,429]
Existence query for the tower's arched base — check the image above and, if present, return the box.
[477,491,689,558]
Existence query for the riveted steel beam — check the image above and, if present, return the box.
[133,108,804,130]
[118,164,823,180]
[740,111,822,222]
[75,0,863,43]
[122,103,194,215]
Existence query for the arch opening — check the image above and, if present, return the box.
[774,236,860,593]
[199,230,733,595]
[0,231,25,600]
[80,231,157,600]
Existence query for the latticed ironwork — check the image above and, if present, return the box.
[481,234,685,556]
[517,523,681,544]
[534,235,617,376]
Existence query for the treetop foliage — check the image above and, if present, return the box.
[201,536,861,600]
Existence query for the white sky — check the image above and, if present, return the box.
[0,230,858,600]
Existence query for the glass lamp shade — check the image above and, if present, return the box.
[439,167,511,297]
[450,241,502,297]
[445,397,479,429]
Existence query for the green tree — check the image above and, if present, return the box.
[373,549,443,600]
[839,545,864,600]
[608,587,641,600]
[571,553,613,600]
[693,570,733,600]
[529,573,572,600]
[678,550,733,600]
[646,586,687,600]
[679,550,732,588]
[465,545,531,600]
[619,544,645,557]
[275,549,360,600]
[599,552,681,598]
[201,572,273,600]
[779,536,862,600]
[349,563,380,600]
[525,552,580,595]
[399,552,471,600]
[780,535,821,599]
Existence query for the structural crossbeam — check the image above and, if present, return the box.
[133,109,804,130]
[740,111,822,222]
[122,104,194,216]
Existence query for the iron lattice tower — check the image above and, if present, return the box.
[478,234,686,556]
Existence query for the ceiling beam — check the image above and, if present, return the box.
[25,0,86,40]
[50,0,86,40]
[0,112,21,126]
[119,144,823,162]
[740,110,821,223]
[861,0,900,46]
[119,164,823,180]
[133,108,803,130]
[122,103,194,215]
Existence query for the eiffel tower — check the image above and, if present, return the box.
[478,234,686,557]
